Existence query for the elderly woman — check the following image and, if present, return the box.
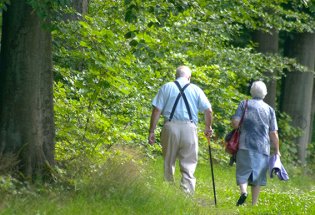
[231,81,281,206]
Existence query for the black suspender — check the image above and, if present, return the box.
[169,81,193,122]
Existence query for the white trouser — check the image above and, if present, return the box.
[161,120,198,194]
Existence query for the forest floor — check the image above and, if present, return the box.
[0,152,314,215]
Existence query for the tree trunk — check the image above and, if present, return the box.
[72,0,89,15]
[0,0,55,180]
[252,29,279,108]
[281,33,315,164]
[65,0,89,20]
[310,85,315,143]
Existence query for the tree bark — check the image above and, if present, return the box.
[310,85,315,143]
[72,0,89,15]
[65,0,89,20]
[252,29,279,108]
[281,32,315,164]
[0,0,55,180]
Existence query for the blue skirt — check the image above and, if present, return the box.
[236,149,269,186]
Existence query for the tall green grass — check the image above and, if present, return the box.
[0,149,314,215]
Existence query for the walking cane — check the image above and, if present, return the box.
[207,136,217,206]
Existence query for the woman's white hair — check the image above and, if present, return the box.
[176,66,191,78]
[250,81,267,99]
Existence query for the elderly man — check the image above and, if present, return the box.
[148,65,213,194]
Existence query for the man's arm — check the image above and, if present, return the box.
[148,106,161,145]
[269,130,281,156]
[204,108,213,137]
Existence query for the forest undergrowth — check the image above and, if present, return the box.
[0,146,314,215]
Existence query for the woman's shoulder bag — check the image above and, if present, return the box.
[225,100,248,155]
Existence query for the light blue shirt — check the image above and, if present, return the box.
[152,77,211,124]
[233,99,278,155]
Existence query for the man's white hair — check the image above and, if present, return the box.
[176,66,192,78]
[250,81,267,99]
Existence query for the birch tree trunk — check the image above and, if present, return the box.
[0,0,55,180]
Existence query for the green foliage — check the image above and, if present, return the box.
[0,175,28,195]
[26,0,70,21]
[51,0,315,166]
[0,0,10,11]
[307,142,315,173]
[53,3,149,160]
[223,0,315,32]
[277,112,303,166]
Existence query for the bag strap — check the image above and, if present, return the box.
[238,100,248,128]
[169,81,193,122]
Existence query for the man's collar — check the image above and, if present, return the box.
[176,77,190,83]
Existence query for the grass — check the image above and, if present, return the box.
[194,158,315,215]
[0,150,314,215]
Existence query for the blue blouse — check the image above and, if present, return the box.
[233,99,278,155]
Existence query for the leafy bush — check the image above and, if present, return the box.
[277,112,303,166]
[51,0,314,169]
